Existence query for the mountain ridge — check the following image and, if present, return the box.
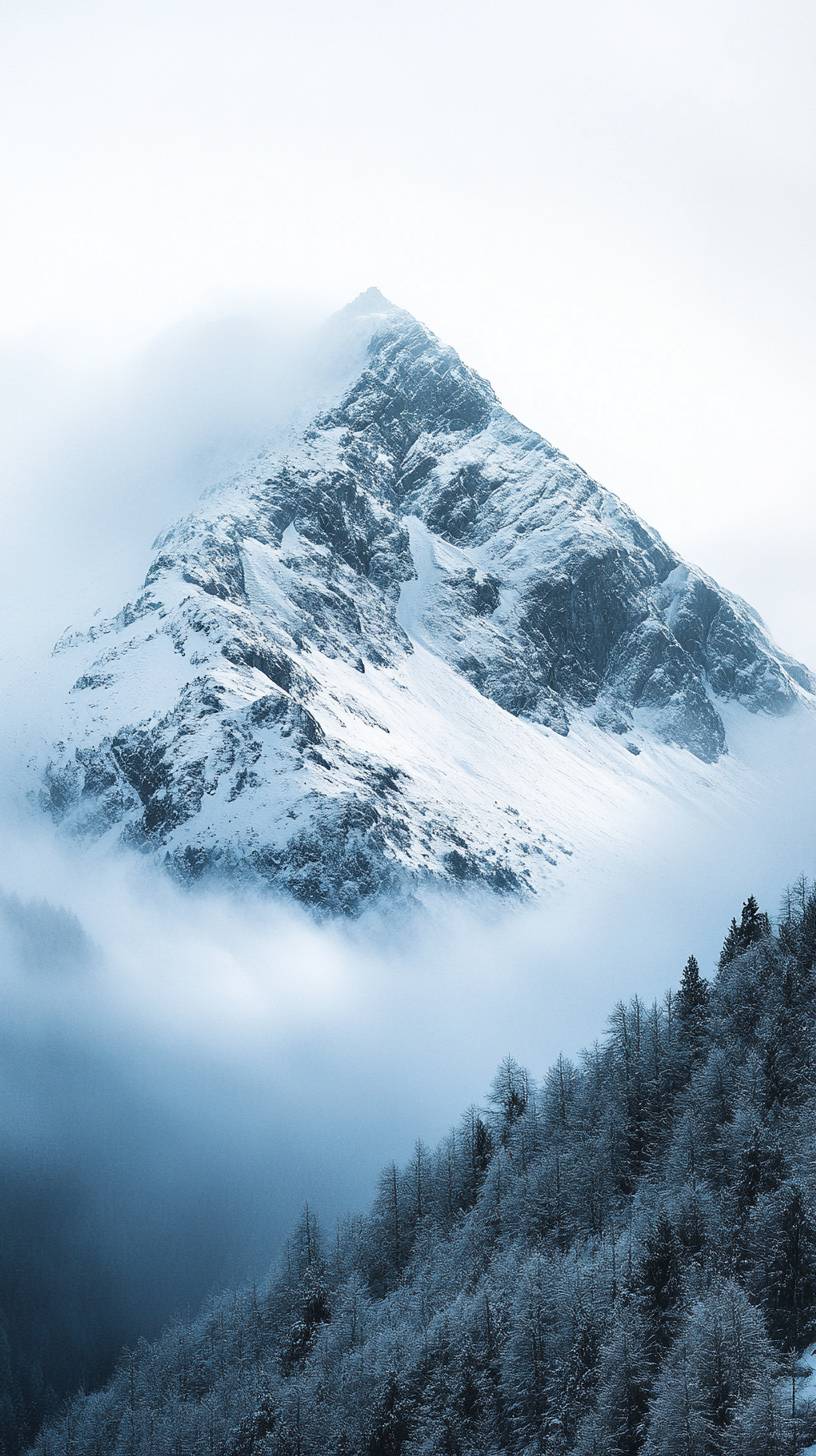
[38,291,814,912]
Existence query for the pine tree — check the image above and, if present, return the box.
[641,1337,712,1456]
[636,1209,682,1355]
[649,1285,776,1454]
[676,954,710,1069]
[739,895,770,949]
[718,897,770,971]
[460,1107,494,1206]
[226,1396,278,1456]
[725,1375,793,1456]
[502,1250,557,1451]
[366,1374,412,1456]
[280,1206,331,1372]
[488,1055,529,1140]
[734,1123,786,1218]
[575,1308,652,1456]
[760,1182,816,1352]
[762,1012,806,1108]
[558,1308,602,1449]
[718,917,741,969]
[677,955,708,1021]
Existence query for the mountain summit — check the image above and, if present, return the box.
[342,285,399,315]
[40,294,814,911]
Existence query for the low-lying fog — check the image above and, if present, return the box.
[2,722,814,1404]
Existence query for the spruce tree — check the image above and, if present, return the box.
[739,894,770,949]
[677,954,710,1066]
[735,1124,786,1218]
[761,1182,816,1352]
[575,1309,652,1456]
[677,954,708,1022]
[636,1209,682,1355]
[366,1374,412,1456]
[719,917,741,970]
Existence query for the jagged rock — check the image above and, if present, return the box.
[38,289,814,911]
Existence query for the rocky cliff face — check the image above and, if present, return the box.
[40,289,814,912]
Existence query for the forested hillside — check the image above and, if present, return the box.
[23,879,816,1456]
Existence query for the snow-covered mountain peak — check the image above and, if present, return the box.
[318,286,423,366]
[340,285,402,319]
[38,298,815,912]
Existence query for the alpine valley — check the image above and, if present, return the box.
[38,290,815,914]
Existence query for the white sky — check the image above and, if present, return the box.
[2,0,814,664]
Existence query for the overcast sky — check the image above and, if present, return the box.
[2,0,814,663]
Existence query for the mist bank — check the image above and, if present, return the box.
[2,697,815,1440]
[26,879,816,1456]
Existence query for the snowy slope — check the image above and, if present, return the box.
[38,289,815,912]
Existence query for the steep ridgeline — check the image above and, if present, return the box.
[26,880,816,1456]
[41,290,813,911]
